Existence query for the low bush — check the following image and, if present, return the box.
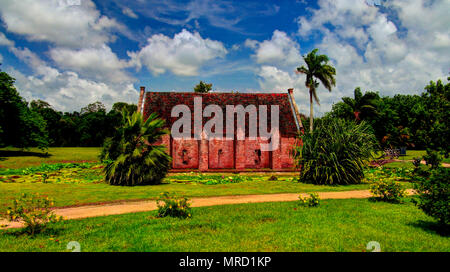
[157,192,192,219]
[412,157,422,169]
[103,112,171,186]
[298,193,320,207]
[423,149,442,169]
[5,193,62,235]
[413,167,449,226]
[370,180,407,203]
[294,118,379,185]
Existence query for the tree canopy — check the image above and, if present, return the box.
[194,81,212,93]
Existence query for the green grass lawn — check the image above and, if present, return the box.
[1,198,448,252]
[0,147,101,169]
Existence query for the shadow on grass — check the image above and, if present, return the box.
[1,225,64,238]
[409,220,450,237]
[0,150,51,158]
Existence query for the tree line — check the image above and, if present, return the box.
[326,78,449,155]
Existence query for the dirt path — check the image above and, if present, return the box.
[0,189,415,230]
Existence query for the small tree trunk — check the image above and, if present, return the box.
[309,89,314,132]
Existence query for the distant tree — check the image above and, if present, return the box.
[80,101,106,114]
[194,81,212,93]
[296,49,336,132]
[0,69,48,150]
[341,87,379,121]
[30,100,63,146]
[111,102,137,114]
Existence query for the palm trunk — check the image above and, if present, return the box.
[309,88,314,132]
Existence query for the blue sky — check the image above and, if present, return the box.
[0,0,449,115]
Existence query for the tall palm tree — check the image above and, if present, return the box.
[297,49,336,132]
[342,87,379,122]
[102,111,171,186]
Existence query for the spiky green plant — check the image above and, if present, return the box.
[102,111,171,186]
[294,118,379,185]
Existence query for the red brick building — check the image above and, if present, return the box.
[139,88,302,172]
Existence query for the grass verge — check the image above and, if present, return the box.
[0,198,448,252]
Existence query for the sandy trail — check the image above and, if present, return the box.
[0,189,415,230]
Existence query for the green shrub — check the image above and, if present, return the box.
[294,118,378,185]
[370,180,407,203]
[298,193,320,207]
[413,167,449,226]
[157,192,192,219]
[102,111,171,186]
[412,157,422,169]
[423,149,442,169]
[5,193,62,235]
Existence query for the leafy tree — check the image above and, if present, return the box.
[80,101,106,114]
[111,102,137,114]
[413,167,450,227]
[0,69,48,150]
[194,81,212,93]
[30,100,62,146]
[102,111,171,186]
[296,48,336,132]
[341,87,379,121]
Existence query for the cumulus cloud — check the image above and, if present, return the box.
[245,30,302,68]
[276,0,450,115]
[256,65,342,116]
[0,1,139,112]
[0,0,124,48]
[8,46,138,112]
[129,29,227,76]
[49,45,134,83]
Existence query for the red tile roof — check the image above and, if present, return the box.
[143,92,299,137]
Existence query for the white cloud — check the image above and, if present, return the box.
[246,30,302,68]
[8,46,138,112]
[49,45,133,83]
[289,0,450,115]
[0,0,124,48]
[122,7,138,19]
[0,53,3,64]
[129,29,227,76]
[0,32,14,47]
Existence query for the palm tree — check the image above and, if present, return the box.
[342,87,379,122]
[297,49,336,132]
[102,111,171,186]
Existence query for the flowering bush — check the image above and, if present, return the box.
[298,193,320,207]
[370,180,407,203]
[157,192,192,219]
[6,193,62,235]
